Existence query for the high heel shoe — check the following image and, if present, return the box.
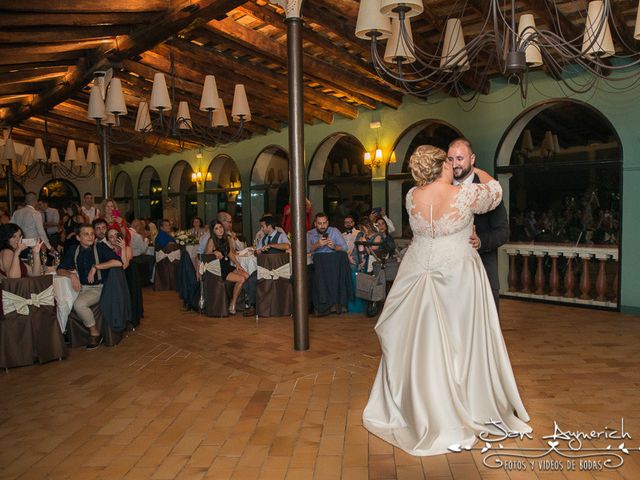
[229,305,236,315]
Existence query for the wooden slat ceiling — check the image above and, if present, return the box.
[0,0,638,164]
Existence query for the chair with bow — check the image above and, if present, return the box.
[1,275,66,369]
[68,305,122,348]
[153,243,181,291]
[256,253,293,317]
[199,254,230,317]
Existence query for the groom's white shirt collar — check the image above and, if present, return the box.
[453,174,474,186]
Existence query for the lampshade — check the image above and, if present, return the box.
[440,18,470,71]
[134,101,152,132]
[333,162,342,177]
[33,138,47,162]
[364,151,372,165]
[149,73,172,111]
[582,1,615,58]
[635,1,640,40]
[384,17,416,64]
[518,14,543,67]
[552,134,561,154]
[2,138,16,160]
[341,157,350,174]
[351,164,359,175]
[231,84,251,122]
[199,75,220,111]
[521,129,534,151]
[21,146,34,167]
[87,84,106,120]
[87,143,100,164]
[105,78,128,116]
[380,0,423,19]
[355,0,392,40]
[541,130,554,153]
[389,150,397,163]
[212,98,229,127]
[65,139,77,162]
[75,146,86,167]
[103,113,117,126]
[177,101,192,130]
[2,129,9,141]
[49,147,60,164]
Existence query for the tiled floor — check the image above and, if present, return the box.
[2,291,640,479]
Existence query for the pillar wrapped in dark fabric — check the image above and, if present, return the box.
[311,251,354,315]
[1,275,66,368]
[153,243,181,291]
[257,253,293,317]
[200,254,229,317]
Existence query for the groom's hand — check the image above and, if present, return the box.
[469,226,481,249]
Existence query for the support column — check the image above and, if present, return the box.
[100,125,111,200]
[6,164,15,215]
[280,0,308,350]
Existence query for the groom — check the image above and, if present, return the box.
[447,138,509,309]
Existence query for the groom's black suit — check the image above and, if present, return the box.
[472,174,509,309]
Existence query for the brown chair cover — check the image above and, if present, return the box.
[154,243,180,291]
[200,254,229,317]
[257,253,293,317]
[69,304,122,347]
[0,275,66,369]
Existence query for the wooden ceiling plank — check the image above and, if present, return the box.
[0,26,132,44]
[0,66,69,85]
[0,12,156,28]
[0,1,170,14]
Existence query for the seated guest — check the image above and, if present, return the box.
[60,202,86,255]
[307,212,347,257]
[128,219,149,257]
[92,218,109,244]
[57,225,123,349]
[342,215,360,266]
[189,216,207,240]
[205,220,249,315]
[154,219,176,250]
[368,207,396,234]
[106,228,132,268]
[197,227,210,255]
[254,213,285,248]
[217,211,244,251]
[0,223,44,278]
[307,213,350,316]
[256,216,290,254]
[107,228,142,329]
[370,217,397,259]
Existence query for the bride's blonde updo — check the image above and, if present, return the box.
[409,145,447,186]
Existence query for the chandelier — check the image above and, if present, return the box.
[1,125,98,182]
[87,53,251,150]
[356,0,640,99]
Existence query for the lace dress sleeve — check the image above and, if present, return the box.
[405,187,417,215]
[461,180,502,215]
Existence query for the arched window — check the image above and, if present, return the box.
[386,120,462,237]
[308,133,371,227]
[0,179,26,211]
[204,155,243,235]
[168,160,197,229]
[137,166,163,221]
[250,146,289,238]
[112,171,133,221]
[39,179,80,210]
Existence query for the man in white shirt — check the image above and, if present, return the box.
[128,222,149,257]
[39,198,60,248]
[80,192,101,222]
[11,192,51,250]
[342,215,360,266]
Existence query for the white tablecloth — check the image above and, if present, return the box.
[52,275,79,333]
[237,255,257,275]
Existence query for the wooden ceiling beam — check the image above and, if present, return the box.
[1,0,246,126]
[1,1,170,13]
[0,12,155,28]
[164,38,358,119]
[0,26,133,44]
[0,66,70,85]
[0,80,58,96]
[203,17,402,108]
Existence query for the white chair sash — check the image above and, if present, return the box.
[199,259,222,277]
[2,285,55,316]
[257,263,291,280]
[155,249,181,263]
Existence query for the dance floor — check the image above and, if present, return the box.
[1,291,640,480]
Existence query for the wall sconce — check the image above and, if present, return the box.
[363,145,397,169]
[191,169,212,185]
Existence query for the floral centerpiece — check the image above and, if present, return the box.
[175,230,198,247]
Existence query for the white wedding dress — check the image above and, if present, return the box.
[362,180,531,456]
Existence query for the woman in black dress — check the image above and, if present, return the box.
[61,202,87,255]
[204,220,248,315]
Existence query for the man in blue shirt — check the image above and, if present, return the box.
[57,224,122,349]
[307,213,347,256]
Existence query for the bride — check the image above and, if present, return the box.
[363,145,531,456]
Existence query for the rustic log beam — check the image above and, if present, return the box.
[0,67,70,85]
[0,81,58,96]
[0,26,133,44]
[202,18,402,107]
[0,12,155,28]
[1,1,170,13]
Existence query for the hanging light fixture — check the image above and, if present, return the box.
[88,52,251,150]
[356,0,640,99]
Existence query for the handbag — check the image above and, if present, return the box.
[355,271,385,302]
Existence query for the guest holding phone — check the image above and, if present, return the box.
[101,198,130,244]
[0,223,44,278]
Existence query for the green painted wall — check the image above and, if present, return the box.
[114,71,639,312]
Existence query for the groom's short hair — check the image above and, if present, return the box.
[449,137,474,154]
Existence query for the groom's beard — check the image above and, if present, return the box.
[453,165,472,182]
